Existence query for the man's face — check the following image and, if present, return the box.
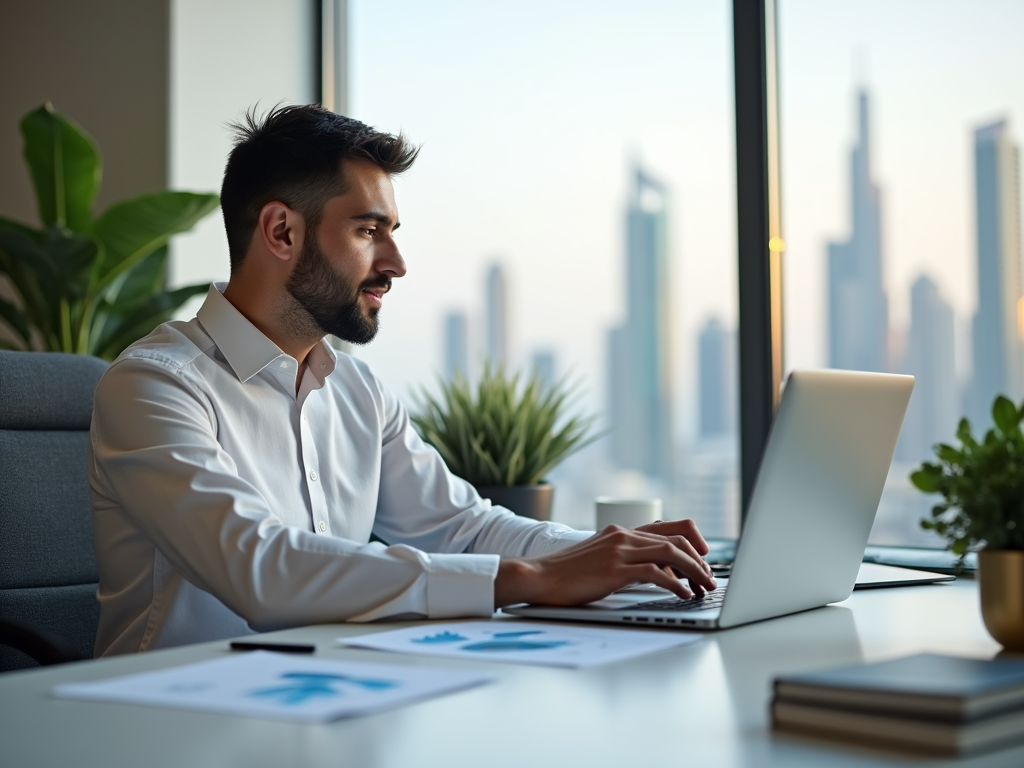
[285,160,405,344]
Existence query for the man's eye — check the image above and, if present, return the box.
[362,228,375,236]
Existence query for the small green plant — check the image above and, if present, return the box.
[911,394,1024,563]
[0,103,219,360]
[411,364,600,487]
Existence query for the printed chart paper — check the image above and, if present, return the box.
[52,651,492,722]
[340,621,702,668]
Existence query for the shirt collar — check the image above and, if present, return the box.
[196,283,338,384]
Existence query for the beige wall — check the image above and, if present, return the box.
[0,0,170,226]
[0,0,317,344]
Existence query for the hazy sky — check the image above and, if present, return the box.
[202,0,1024,444]
[779,0,1024,378]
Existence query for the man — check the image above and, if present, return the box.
[88,104,716,657]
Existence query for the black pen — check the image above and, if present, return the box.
[229,641,316,654]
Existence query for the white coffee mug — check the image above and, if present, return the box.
[595,497,662,530]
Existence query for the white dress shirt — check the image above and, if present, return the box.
[88,284,590,657]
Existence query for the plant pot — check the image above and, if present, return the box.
[475,484,554,522]
[978,549,1024,651]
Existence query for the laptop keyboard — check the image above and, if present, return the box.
[621,587,727,612]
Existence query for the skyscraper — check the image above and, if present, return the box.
[485,263,508,368]
[971,120,1023,422]
[607,164,674,479]
[698,317,737,439]
[443,310,468,381]
[827,90,888,373]
[530,349,556,390]
[897,275,957,462]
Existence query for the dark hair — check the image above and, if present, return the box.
[220,104,419,270]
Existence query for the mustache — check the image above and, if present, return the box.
[360,276,392,294]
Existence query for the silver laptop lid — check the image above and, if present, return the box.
[718,369,913,628]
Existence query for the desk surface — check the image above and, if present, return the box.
[1,580,1020,768]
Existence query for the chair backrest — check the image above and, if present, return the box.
[0,350,108,671]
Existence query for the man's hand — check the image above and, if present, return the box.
[493,519,717,609]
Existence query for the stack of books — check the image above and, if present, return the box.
[771,653,1024,756]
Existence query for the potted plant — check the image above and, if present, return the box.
[411,364,599,521]
[910,395,1024,650]
[0,103,219,359]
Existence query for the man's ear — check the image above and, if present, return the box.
[256,201,305,263]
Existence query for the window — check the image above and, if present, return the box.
[779,0,1024,546]
[343,0,740,534]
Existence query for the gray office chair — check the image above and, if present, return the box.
[0,350,108,671]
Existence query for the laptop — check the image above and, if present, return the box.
[505,369,919,631]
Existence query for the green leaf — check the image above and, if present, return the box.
[0,215,42,242]
[992,395,1019,435]
[93,282,208,360]
[956,417,976,449]
[0,229,61,346]
[105,246,169,309]
[89,192,219,290]
[0,294,31,345]
[910,469,940,493]
[20,103,100,231]
[936,443,962,466]
[41,227,100,301]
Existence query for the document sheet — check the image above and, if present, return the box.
[52,651,493,722]
[340,621,702,668]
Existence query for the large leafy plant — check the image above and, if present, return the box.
[911,395,1024,561]
[0,103,219,359]
[411,365,600,487]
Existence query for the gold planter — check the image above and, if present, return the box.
[978,549,1024,651]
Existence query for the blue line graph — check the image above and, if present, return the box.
[248,672,399,705]
[460,640,571,653]
[412,631,468,644]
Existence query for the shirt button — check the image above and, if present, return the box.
[309,471,318,482]
[320,362,328,369]
[318,520,326,532]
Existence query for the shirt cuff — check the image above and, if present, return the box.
[425,553,500,618]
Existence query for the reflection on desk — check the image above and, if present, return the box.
[1,580,1019,768]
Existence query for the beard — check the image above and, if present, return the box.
[284,234,389,345]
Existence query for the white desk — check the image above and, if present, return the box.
[1,580,1020,768]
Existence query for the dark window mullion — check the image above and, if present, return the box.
[733,0,783,524]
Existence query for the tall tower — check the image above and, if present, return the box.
[971,120,1023,421]
[698,317,737,439]
[485,263,508,369]
[827,90,888,373]
[897,276,957,462]
[607,164,674,479]
[443,310,468,381]
[530,349,556,391]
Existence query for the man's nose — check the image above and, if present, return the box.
[377,236,407,278]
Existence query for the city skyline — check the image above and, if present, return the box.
[828,90,889,374]
[485,263,508,369]
[443,310,468,381]
[607,164,675,480]
[896,275,957,463]
[970,120,1023,425]
[698,318,737,440]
